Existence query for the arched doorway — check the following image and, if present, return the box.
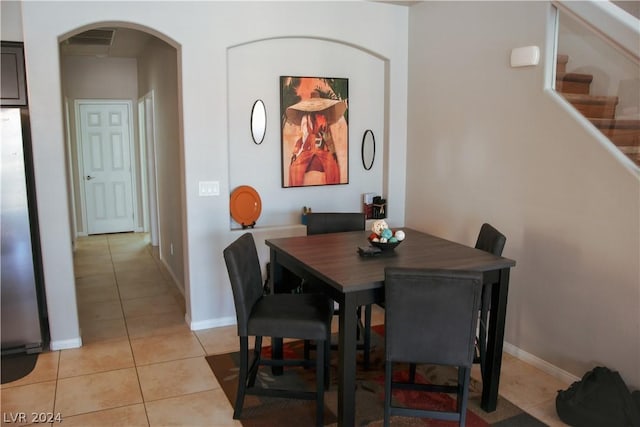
[59,24,187,344]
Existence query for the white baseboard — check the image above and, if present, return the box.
[158,257,185,296]
[50,337,82,351]
[503,341,580,385]
[188,315,236,331]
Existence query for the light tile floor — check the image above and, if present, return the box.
[1,233,569,426]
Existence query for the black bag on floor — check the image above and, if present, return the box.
[556,366,640,426]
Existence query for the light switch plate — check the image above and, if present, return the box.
[199,181,220,196]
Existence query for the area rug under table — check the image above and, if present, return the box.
[206,326,546,427]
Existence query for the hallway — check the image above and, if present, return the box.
[0,233,569,426]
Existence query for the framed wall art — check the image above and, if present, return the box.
[280,76,349,188]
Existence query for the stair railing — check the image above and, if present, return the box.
[549,1,640,171]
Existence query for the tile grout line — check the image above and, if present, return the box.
[52,340,61,417]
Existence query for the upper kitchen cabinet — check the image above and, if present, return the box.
[1,42,27,106]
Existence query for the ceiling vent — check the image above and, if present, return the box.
[67,29,115,46]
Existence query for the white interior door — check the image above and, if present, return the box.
[78,102,135,234]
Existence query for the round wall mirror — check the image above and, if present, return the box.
[361,129,376,170]
[251,99,266,144]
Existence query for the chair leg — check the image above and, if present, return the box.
[384,361,392,427]
[409,363,416,383]
[304,340,311,363]
[363,304,372,369]
[234,336,249,419]
[456,366,464,413]
[458,366,471,427]
[479,285,491,378]
[247,336,263,387]
[316,339,325,427]
[325,329,331,390]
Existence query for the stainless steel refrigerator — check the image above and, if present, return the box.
[1,107,48,355]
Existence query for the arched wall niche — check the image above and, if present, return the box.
[227,36,390,228]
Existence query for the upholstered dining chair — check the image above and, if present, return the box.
[384,268,483,427]
[405,222,507,384]
[305,212,365,236]
[223,233,333,426]
[474,223,506,376]
[303,212,373,368]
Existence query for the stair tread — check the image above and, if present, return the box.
[618,146,640,153]
[562,93,619,104]
[590,118,640,130]
[591,118,640,149]
[556,72,593,83]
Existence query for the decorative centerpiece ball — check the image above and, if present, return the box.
[368,220,405,251]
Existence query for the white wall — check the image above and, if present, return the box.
[406,1,639,388]
[1,1,22,41]
[18,1,408,341]
[137,37,185,293]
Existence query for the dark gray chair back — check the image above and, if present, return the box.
[475,223,506,256]
[223,233,264,336]
[384,268,482,367]
[306,212,365,235]
[473,223,506,379]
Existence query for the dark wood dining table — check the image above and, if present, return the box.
[266,228,516,427]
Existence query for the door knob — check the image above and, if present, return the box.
[86,175,95,180]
